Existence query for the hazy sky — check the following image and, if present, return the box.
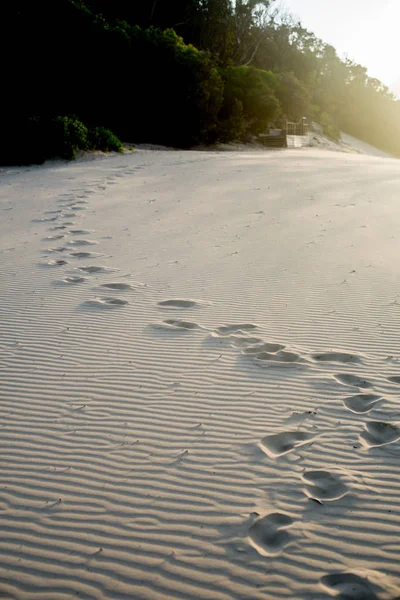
[281,0,398,87]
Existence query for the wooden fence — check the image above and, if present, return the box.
[259,118,309,148]
[286,118,309,136]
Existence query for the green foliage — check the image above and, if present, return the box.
[122,26,224,145]
[217,98,245,142]
[218,66,279,140]
[51,116,89,160]
[1,2,223,159]
[2,0,400,161]
[0,115,122,165]
[88,126,123,152]
[275,73,311,122]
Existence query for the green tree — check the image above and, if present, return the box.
[218,66,279,139]
[276,72,310,121]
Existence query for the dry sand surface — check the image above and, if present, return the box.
[308,132,394,159]
[339,134,395,159]
[1,148,400,600]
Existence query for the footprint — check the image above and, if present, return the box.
[68,240,99,246]
[303,471,348,502]
[286,410,318,427]
[321,572,379,599]
[243,342,285,354]
[45,209,62,215]
[83,297,128,309]
[343,394,381,414]
[255,350,304,364]
[43,247,68,253]
[312,352,361,364]
[334,374,372,388]
[248,513,293,556]
[69,252,104,259]
[260,431,314,458]
[49,225,68,230]
[78,266,120,274]
[230,336,264,347]
[32,216,58,223]
[42,259,68,267]
[387,376,400,385]
[60,276,85,284]
[42,234,65,241]
[216,324,258,335]
[159,319,201,330]
[100,283,133,291]
[69,229,94,235]
[360,422,400,448]
[158,299,199,309]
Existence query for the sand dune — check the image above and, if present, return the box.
[1,147,400,599]
[340,133,395,158]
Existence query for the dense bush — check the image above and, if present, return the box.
[275,73,311,123]
[50,116,89,160]
[2,0,400,162]
[0,116,123,165]
[1,3,224,159]
[119,26,224,146]
[217,98,246,142]
[218,66,279,141]
[88,126,123,152]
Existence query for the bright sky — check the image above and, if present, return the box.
[281,0,398,88]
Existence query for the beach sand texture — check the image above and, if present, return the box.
[1,148,400,599]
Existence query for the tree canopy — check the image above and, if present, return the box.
[2,0,399,163]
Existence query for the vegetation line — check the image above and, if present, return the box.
[2,0,397,164]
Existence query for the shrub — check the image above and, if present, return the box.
[2,3,225,154]
[0,115,123,165]
[88,126,123,152]
[218,66,279,141]
[50,116,89,160]
[217,98,245,142]
[121,26,224,146]
[275,72,311,122]
[0,116,88,165]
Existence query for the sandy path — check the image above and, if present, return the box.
[1,148,400,599]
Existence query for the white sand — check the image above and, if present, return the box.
[340,133,395,158]
[1,148,400,599]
